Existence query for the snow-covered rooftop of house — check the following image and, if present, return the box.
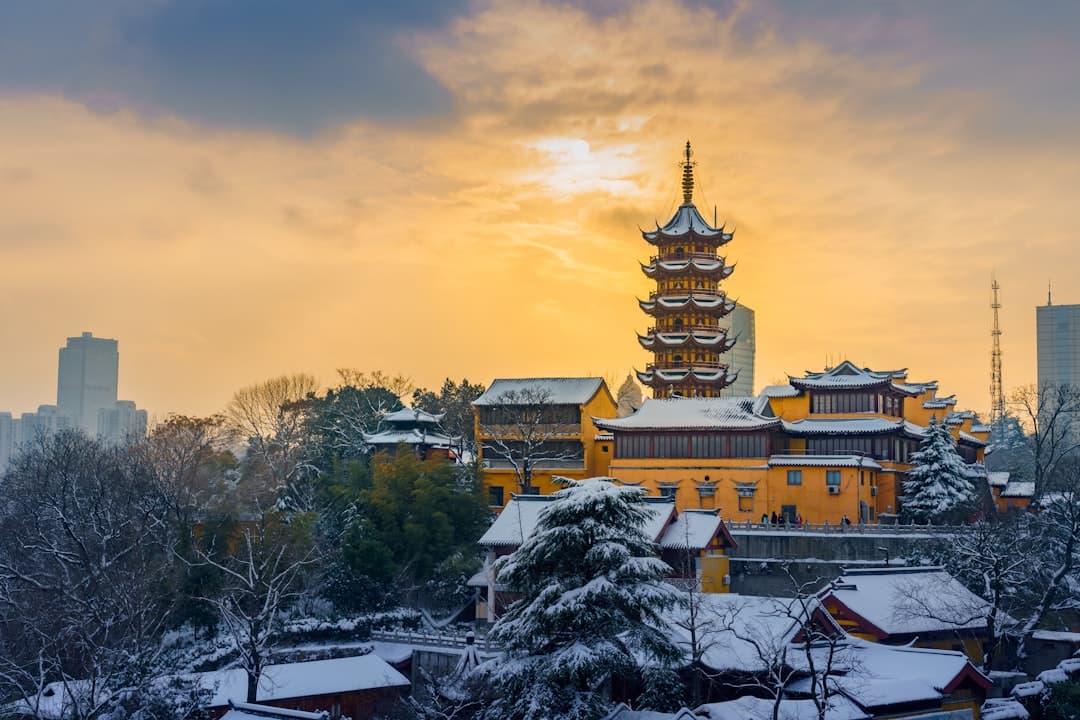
[478,492,676,547]
[381,408,444,424]
[602,703,700,720]
[643,202,730,240]
[1038,668,1069,684]
[1011,681,1045,699]
[987,471,1011,488]
[768,455,883,470]
[594,397,778,431]
[221,702,328,720]
[1033,630,1080,643]
[363,429,456,447]
[191,654,409,707]
[823,566,991,635]
[665,594,822,672]
[923,395,957,409]
[472,377,604,406]
[657,510,732,550]
[789,639,988,710]
[1001,481,1035,498]
[697,695,869,720]
[981,698,1031,720]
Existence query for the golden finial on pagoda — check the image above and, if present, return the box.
[681,140,696,204]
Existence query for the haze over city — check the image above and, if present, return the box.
[2,0,1079,418]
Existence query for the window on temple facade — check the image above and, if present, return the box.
[787,470,802,485]
[826,470,842,486]
[488,486,504,506]
[616,432,767,459]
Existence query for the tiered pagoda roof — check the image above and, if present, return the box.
[635,142,742,398]
[788,360,926,396]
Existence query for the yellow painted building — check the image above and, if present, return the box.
[473,377,617,506]
[597,361,990,524]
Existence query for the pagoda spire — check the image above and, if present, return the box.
[681,140,696,204]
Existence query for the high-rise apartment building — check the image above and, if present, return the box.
[58,331,120,434]
[0,412,14,470]
[1036,301,1080,390]
[717,304,756,398]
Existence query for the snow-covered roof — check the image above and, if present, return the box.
[594,397,778,432]
[363,428,456,448]
[637,329,736,350]
[788,361,920,394]
[638,294,737,313]
[657,510,735,551]
[761,384,800,398]
[1000,480,1035,498]
[1011,681,1044,699]
[789,639,989,709]
[642,203,733,241]
[478,493,675,547]
[472,377,604,406]
[697,695,869,720]
[823,566,991,635]
[987,471,1011,488]
[782,417,905,436]
[1032,630,1080,643]
[768,455,883,470]
[603,703,700,720]
[1037,667,1069,685]
[221,703,328,720]
[666,594,824,672]
[192,654,409,707]
[981,698,1031,720]
[640,257,733,277]
[381,407,444,424]
[923,395,957,409]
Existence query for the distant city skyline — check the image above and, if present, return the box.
[1037,301,1080,391]
[1,2,1079,418]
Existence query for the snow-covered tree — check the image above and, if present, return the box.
[901,417,975,523]
[475,478,682,720]
[616,375,643,418]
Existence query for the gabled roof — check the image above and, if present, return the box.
[594,397,779,432]
[697,695,869,720]
[191,654,409,707]
[658,509,736,551]
[1000,480,1035,498]
[821,566,992,636]
[363,428,456,448]
[472,377,607,406]
[789,361,922,395]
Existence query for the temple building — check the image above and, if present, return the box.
[597,360,991,525]
[364,408,458,461]
[637,142,740,398]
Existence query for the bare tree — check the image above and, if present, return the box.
[477,388,583,493]
[187,515,319,703]
[709,569,848,720]
[134,414,235,526]
[336,369,415,400]
[225,374,319,500]
[0,431,179,720]
[1009,383,1080,496]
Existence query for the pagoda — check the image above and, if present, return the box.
[636,142,739,398]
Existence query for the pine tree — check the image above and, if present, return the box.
[475,478,683,720]
[902,417,976,523]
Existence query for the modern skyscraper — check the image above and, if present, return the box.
[717,304,756,397]
[57,331,119,434]
[0,412,14,470]
[1036,299,1080,390]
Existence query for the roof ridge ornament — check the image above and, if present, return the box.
[681,140,695,204]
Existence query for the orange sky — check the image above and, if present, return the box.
[1,0,1078,420]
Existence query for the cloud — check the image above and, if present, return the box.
[1,0,1079,418]
[0,0,467,134]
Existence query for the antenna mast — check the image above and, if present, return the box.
[990,275,1005,427]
